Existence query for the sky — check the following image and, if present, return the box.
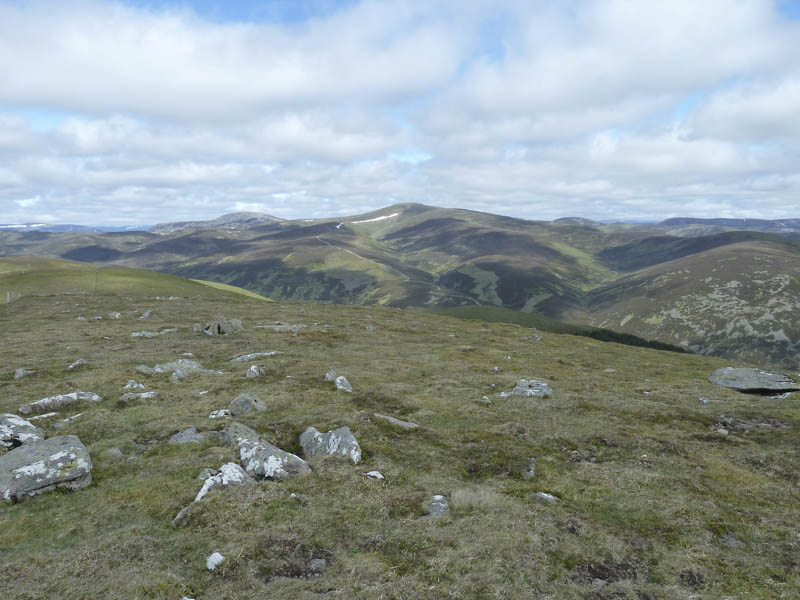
[1,0,800,226]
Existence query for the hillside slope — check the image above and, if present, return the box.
[1,267,799,598]
[2,204,800,367]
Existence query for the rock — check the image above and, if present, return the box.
[373,413,418,430]
[131,328,176,338]
[123,380,145,390]
[229,392,266,416]
[256,323,304,334]
[508,379,553,398]
[107,311,121,319]
[119,391,157,403]
[366,325,376,332]
[365,470,384,480]
[169,427,208,445]
[27,412,59,422]
[300,426,361,464]
[699,397,710,405]
[224,422,259,445]
[206,552,225,571]
[170,371,186,383]
[709,367,800,393]
[528,332,543,342]
[194,462,252,502]
[245,364,266,378]
[67,358,88,370]
[76,316,87,321]
[192,323,202,333]
[722,533,745,549]
[230,319,244,331]
[139,309,153,319]
[425,494,449,517]
[209,409,231,419]
[230,351,281,363]
[102,447,124,461]
[522,458,537,480]
[13,368,35,379]
[534,492,560,504]
[198,467,217,481]
[203,315,236,336]
[334,376,353,393]
[1,414,45,448]
[478,396,493,406]
[19,391,103,415]
[51,413,83,431]
[307,558,327,576]
[138,358,207,375]
[323,369,337,382]
[1,435,92,502]
[238,439,311,480]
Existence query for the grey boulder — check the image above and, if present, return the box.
[299,426,362,464]
[425,494,449,517]
[223,422,260,445]
[169,427,207,445]
[14,368,35,379]
[194,462,253,502]
[238,439,311,480]
[507,379,553,398]
[1,435,92,502]
[229,392,266,416]
[1,414,45,448]
[323,369,337,382]
[373,413,418,430]
[230,352,281,363]
[245,364,266,378]
[709,367,800,393]
[19,391,103,415]
[334,376,353,393]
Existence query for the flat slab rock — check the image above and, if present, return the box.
[1,435,92,502]
[373,413,418,430]
[1,414,45,448]
[238,439,311,480]
[19,391,103,415]
[709,367,800,393]
[505,379,553,398]
[300,426,362,464]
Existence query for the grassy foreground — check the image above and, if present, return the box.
[1,273,799,598]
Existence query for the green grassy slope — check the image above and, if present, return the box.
[2,276,799,598]
[3,204,800,367]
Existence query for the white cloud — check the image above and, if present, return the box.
[1,0,799,225]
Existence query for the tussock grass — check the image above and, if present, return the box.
[1,264,799,598]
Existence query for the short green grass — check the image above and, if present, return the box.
[1,265,799,599]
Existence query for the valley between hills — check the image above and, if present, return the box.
[2,203,800,368]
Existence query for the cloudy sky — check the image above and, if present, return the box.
[1,0,800,225]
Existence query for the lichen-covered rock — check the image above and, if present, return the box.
[299,426,361,464]
[709,367,800,393]
[508,379,553,398]
[323,369,336,381]
[120,391,157,403]
[334,376,353,393]
[203,315,236,336]
[0,414,45,448]
[373,413,418,430]
[224,423,259,445]
[67,358,88,370]
[1,435,92,502]
[13,368,35,379]
[19,391,103,415]
[238,439,311,480]
[425,494,449,517]
[245,364,266,378]
[229,392,266,416]
[123,380,145,390]
[194,462,253,502]
[230,351,281,363]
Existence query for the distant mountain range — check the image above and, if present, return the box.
[2,203,799,367]
[0,223,151,233]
